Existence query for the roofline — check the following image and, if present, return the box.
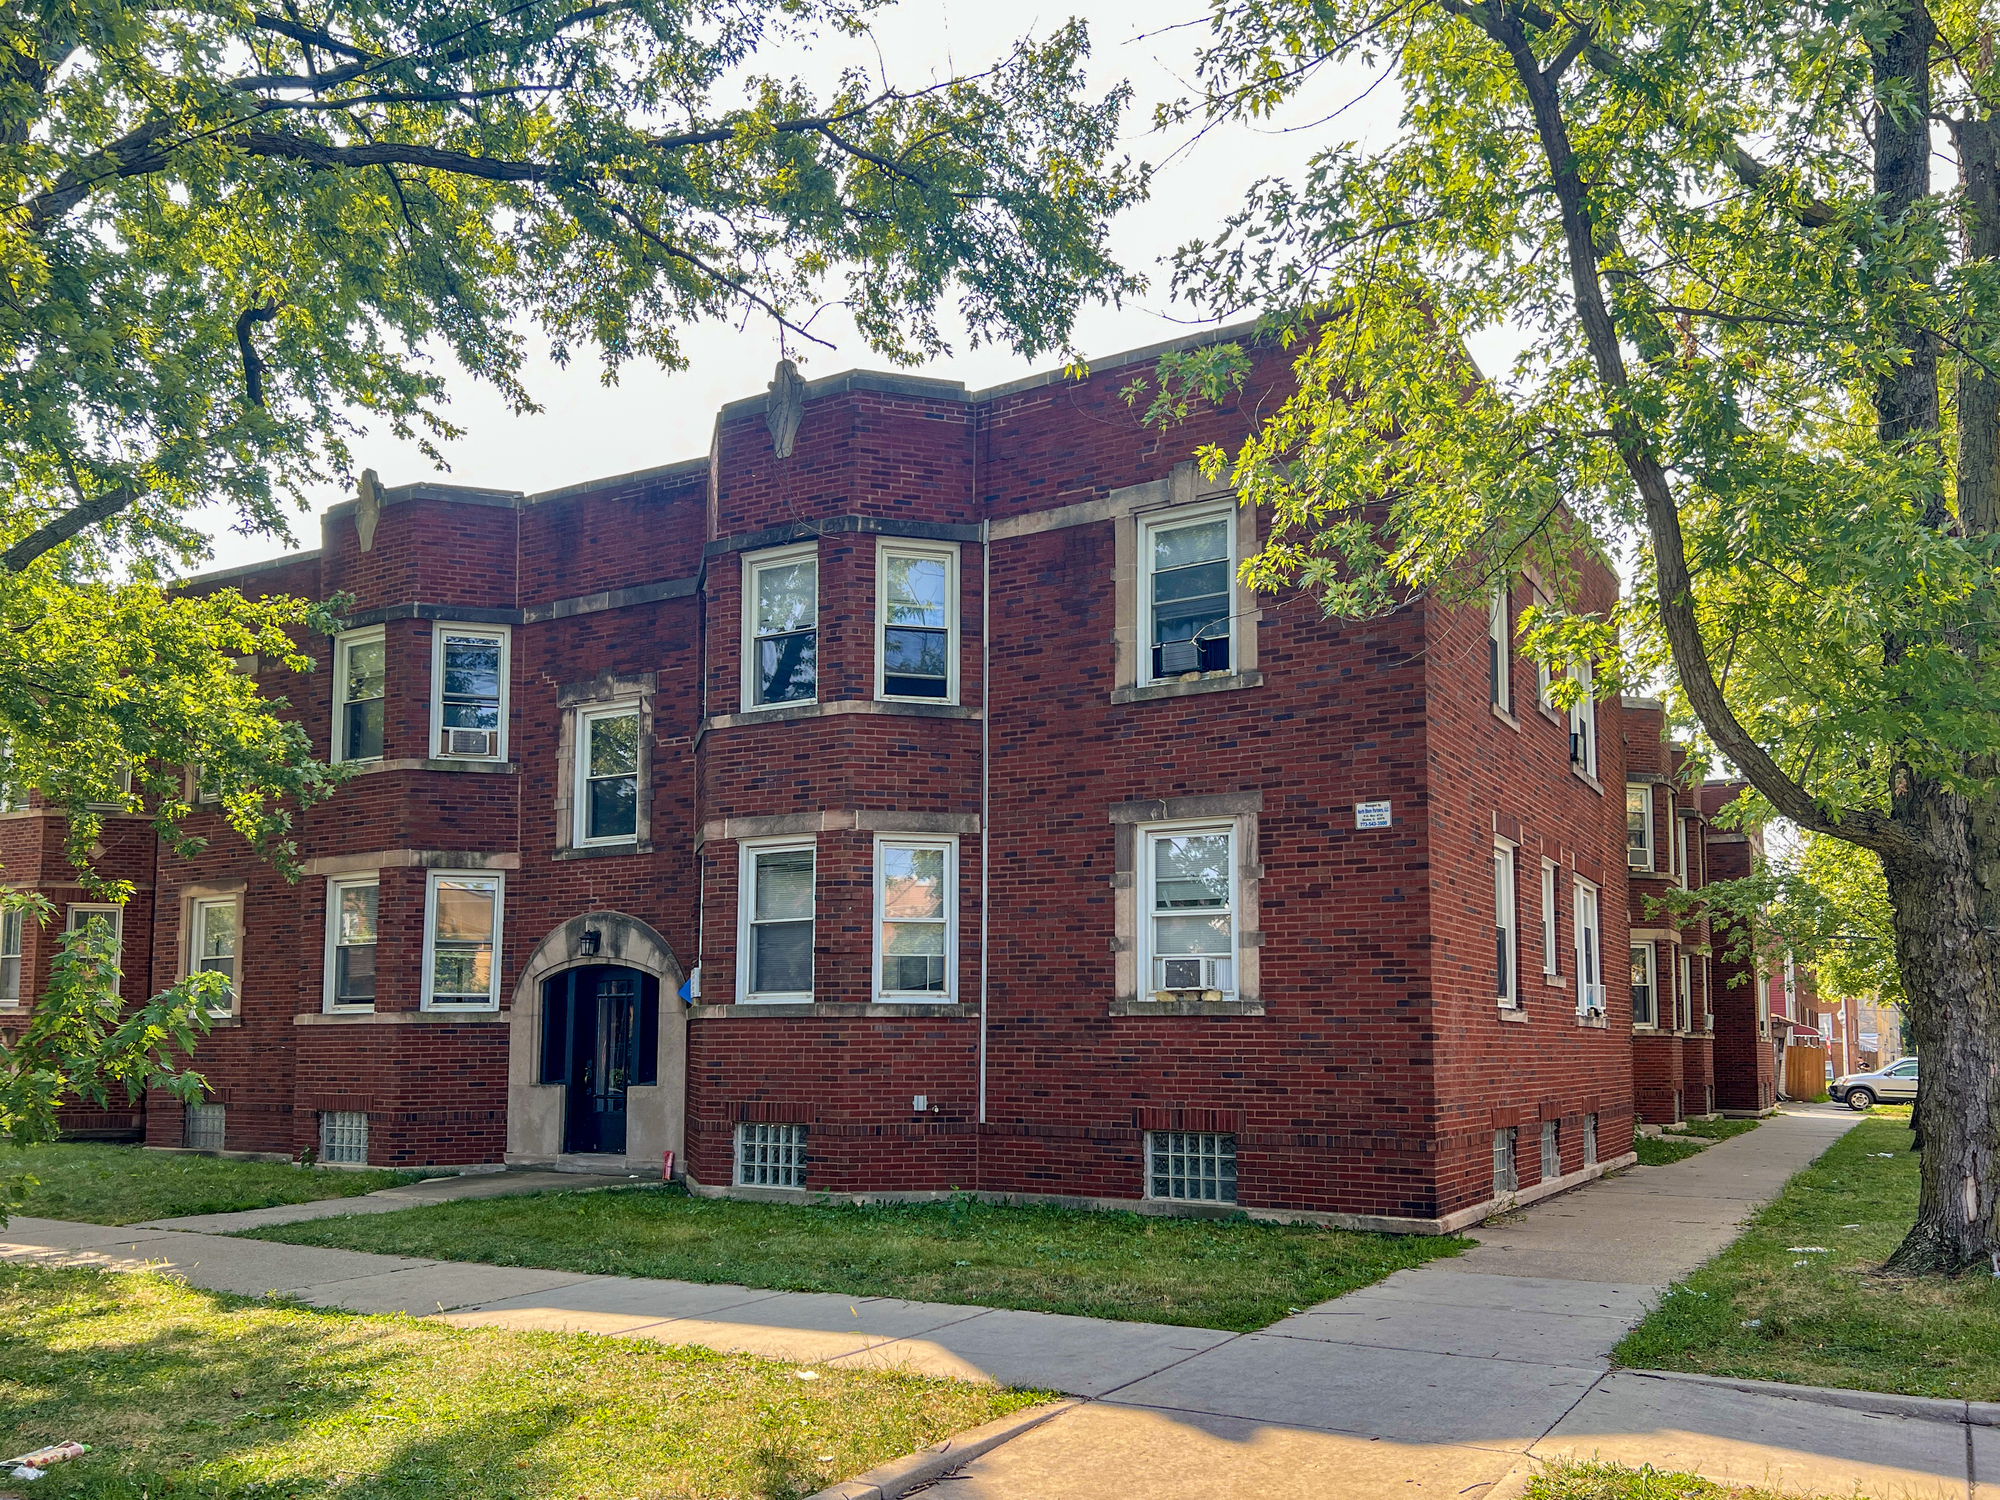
[527,455,709,505]
[181,548,324,590]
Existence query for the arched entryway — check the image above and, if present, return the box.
[506,911,686,1170]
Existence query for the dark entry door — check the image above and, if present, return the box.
[540,967,658,1156]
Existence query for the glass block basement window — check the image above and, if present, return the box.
[735,1123,807,1188]
[185,1104,226,1151]
[1147,1131,1237,1203]
[321,1111,369,1165]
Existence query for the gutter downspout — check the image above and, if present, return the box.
[978,447,991,1137]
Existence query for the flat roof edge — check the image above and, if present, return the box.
[180,548,324,590]
[527,456,709,505]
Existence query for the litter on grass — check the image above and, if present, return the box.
[5,1444,89,1481]
[795,1369,820,1381]
[1787,1247,1829,1253]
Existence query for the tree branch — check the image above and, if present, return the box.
[1,487,142,571]
[234,298,278,406]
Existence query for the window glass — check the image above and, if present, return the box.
[1149,516,1231,678]
[879,843,949,994]
[339,634,385,761]
[1540,860,1560,976]
[748,846,814,998]
[1889,1059,1919,1076]
[439,632,503,745]
[1488,588,1510,711]
[1148,1131,1236,1203]
[1630,944,1655,1026]
[0,907,20,1003]
[0,737,22,813]
[66,904,123,966]
[429,877,498,1006]
[581,708,639,843]
[193,898,237,1009]
[1574,882,1600,1012]
[1626,785,1652,867]
[881,551,950,699]
[1149,829,1234,995]
[1494,846,1516,1006]
[331,879,378,1008]
[1568,660,1596,775]
[752,557,817,705]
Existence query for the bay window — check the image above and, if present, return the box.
[744,546,817,708]
[874,837,954,999]
[325,876,378,1010]
[432,626,508,760]
[740,841,814,1002]
[333,627,385,763]
[877,542,956,701]
[423,873,502,1010]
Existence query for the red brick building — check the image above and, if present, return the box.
[5,330,1640,1229]
[1617,700,1717,1123]
[1700,781,1780,1112]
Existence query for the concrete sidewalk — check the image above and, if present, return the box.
[1,1107,1959,1499]
[130,1165,639,1233]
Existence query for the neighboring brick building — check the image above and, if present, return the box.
[1701,781,1779,1112]
[6,329,1640,1230]
[1618,700,1716,1122]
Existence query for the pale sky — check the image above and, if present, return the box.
[196,0,1419,573]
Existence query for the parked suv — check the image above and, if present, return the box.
[1830,1056,1918,1111]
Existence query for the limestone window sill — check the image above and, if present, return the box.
[1108,996,1265,1017]
[1570,764,1605,795]
[1496,1004,1529,1024]
[294,1010,511,1025]
[688,1002,974,1019]
[551,841,653,861]
[344,758,520,776]
[1575,1012,1608,1029]
[1491,704,1521,731]
[1111,670,1263,706]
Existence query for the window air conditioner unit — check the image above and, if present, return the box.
[1569,729,1583,764]
[1159,638,1202,675]
[1157,956,1230,992]
[444,728,498,758]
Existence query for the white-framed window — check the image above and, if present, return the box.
[1143,506,1234,682]
[1540,1119,1560,1181]
[333,626,386,763]
[876,541,958,703]
[1488,586,1511,713]
[66,904,123,969]
[1147,1131,1237,1203]
[320,1111,369,1165]
[574,703,640,846]
[189,896,239,1015]
[422,872,502,1010]
[1533,591,1555,710]
[0,906,21,1005]
[1678,951,1695,1032]
[1630,942,1657,1027]
[1567,659,1597,777]
[1142,823,1236,1000]
[185,1103,226,1151]
[325,876,379,1011]
[743,544,818,709]
[1626,784,1653,869]
[1540,858,1560,978]
[735,1122,807,1188]
[1676,818,1691,890]
[1493,1127,1518,1194]
[431,625,509,760]
[85,767,133,812]
[1703,955,1714,1031]
[1573,880,1602,1014]
[874,837,955,1000]
[1494,841,1518,1008]
[738,840,814,1002]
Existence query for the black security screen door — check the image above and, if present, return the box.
[541,966,658,1156]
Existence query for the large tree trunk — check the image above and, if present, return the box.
[1882,786,2000,1273]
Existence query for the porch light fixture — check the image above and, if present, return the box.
[578,928,601,956]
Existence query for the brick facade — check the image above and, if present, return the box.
[4,330,1646,1227]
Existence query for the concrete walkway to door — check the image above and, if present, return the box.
[1,1107,1968,1499]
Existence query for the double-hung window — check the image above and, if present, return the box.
[1678,952,1695,1032]
[0,906,20,1004]
[575,704,640,845]
[874,837,954,1000]
[1533,591,1555,710]
[1630,943,1657,1027]
[333,627,385,763]
[745,546,817,708]
[1488,587,1511,713]
[1573,880,1602,1015]
[1568,660,1597,776]
[326,876,379,1010]
[432,626,508,760]
[1676,819,1691,890]
[66,904,122,969]
[1540,859,1560,978]
[1144,509,1233,681]
[878,543,957,701]
[740,841,814,1001]
[1493,842,1518,1008]
[423,873,501,1010]
[189,896,239,1015]
[1144,824,1236,999]
[1626,785,1654,869]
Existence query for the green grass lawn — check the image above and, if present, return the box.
[1633,1135,1706,1166]
[1615,1108,2000,1400]
[1673,1117,1763,1143]
[0,1262,1036,1500]
[245,1188,1463,1331]
[2,1142,448,1225]
[1528,1459,1863,1500]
